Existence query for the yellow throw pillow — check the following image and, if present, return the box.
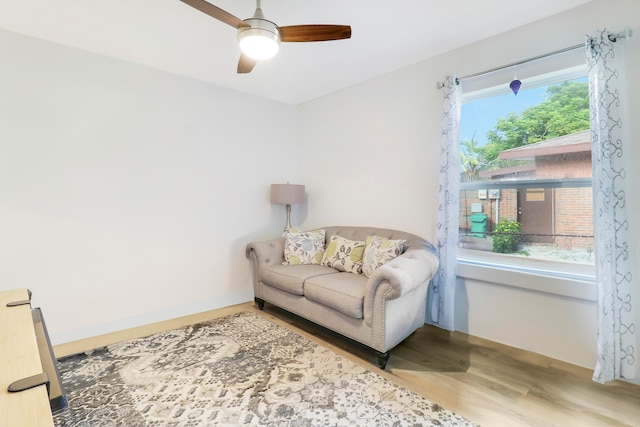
[321,235,365,274]
[362,235,405,277]
[282,229,326,265]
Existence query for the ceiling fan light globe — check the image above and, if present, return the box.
[239,33,279,60]
[238,19,281,60]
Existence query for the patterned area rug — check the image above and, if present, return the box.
[54,312,477,426]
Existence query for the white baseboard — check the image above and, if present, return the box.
[52,290,254,356]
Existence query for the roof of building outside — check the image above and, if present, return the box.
[478,163,536,179]
[499,130,591,160]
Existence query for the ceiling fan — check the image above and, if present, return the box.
[179,0,352,74]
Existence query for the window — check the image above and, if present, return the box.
[457,56,595,281]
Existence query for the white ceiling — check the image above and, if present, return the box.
[0,0,593,105]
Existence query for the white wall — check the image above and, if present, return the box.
[0,30,298,344]
[296,64,440,240]
[298,0,640,368]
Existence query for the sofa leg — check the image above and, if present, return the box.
[254,298,265,310]
[376,351,390,370]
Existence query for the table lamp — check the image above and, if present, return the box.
[271,183,305,230]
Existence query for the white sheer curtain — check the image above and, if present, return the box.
[430,75,462,330]
[587,28,638,383]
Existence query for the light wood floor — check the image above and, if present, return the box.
[54,302,640,427]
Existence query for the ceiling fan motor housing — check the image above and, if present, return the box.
[238,18,281,60]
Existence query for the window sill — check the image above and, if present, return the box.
[457,248,597,301]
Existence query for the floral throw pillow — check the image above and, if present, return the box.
[321,235,366,274]
[283,229,326,265]
[362,235,406,277]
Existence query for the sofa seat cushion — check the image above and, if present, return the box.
[262,264,337,295]
[304,272,368,319]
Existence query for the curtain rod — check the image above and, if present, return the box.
[453,28,632,84]
[456,43,583,83]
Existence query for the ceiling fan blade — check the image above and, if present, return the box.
[237,54,257,74]
[279,25,351,43]
[180,0,249,28]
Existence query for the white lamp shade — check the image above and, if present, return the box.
[271,184,305,205]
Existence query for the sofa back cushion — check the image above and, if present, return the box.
[322,226,435,255]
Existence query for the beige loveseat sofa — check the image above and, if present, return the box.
[245,226,439,369]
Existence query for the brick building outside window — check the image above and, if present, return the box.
[459,130,593,261]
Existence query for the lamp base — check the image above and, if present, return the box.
[285,204,292,230]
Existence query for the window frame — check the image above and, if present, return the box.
[457,62,595,296]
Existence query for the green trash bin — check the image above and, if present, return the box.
[470,213,488,237]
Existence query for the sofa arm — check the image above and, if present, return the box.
[245,237,285,267]
[363,248,439,326]
[245,238,286,291]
